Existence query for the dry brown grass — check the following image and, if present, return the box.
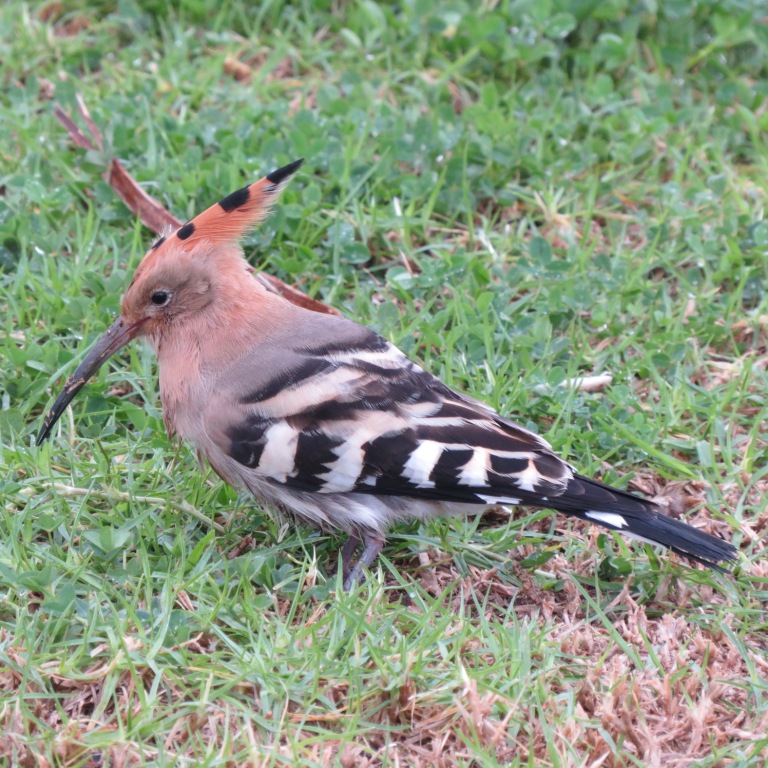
[2,530,765,768]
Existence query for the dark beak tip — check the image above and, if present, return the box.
[36,410,57,446]
[33,315,136,450]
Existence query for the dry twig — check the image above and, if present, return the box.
[54,97,339,316]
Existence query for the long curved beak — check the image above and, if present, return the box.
[36,316,141,445]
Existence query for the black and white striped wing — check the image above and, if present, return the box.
[218,328,573,506]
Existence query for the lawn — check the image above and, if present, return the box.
[1,1,767,766]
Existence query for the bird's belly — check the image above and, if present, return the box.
[208,460,489,536]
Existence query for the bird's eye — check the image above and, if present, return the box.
[151,290,170,306]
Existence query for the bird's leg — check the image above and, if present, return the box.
[342,533,386,591]
[340,533,362,580]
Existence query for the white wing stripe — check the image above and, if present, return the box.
[257,422,299,483]
[402,440,444,488]
[318,411,406,492]
[458,449,488,487]
[511,460,543,492]
[402,401,443,419]
[330,348,409,369]
[255,366,364,417]
[477,494,521,505]
[585,510,628,529]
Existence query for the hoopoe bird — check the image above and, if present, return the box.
[38,160,737,589]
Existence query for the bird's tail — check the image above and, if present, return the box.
[553,474,737,570]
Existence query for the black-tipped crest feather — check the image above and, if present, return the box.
[266,158,304,186]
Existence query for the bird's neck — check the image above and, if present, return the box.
[154,274,294,437]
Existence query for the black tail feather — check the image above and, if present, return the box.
[555,474,738,570]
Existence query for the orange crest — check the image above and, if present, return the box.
[129,158,303,285]
[169,158,303,248]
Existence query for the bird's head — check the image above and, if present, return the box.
[36,159,303,444]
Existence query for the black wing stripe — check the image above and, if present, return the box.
[228,415,271,468]
[308,330,390,356]
[240,357,338,404]
[416,423,539,453]
[436,400,493,420]
[429,447,476,486]
[489,454,530,475]
[287,430,347,491]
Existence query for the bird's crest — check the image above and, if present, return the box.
[130,158,304,283]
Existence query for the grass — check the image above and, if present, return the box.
[1,0,767,765]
